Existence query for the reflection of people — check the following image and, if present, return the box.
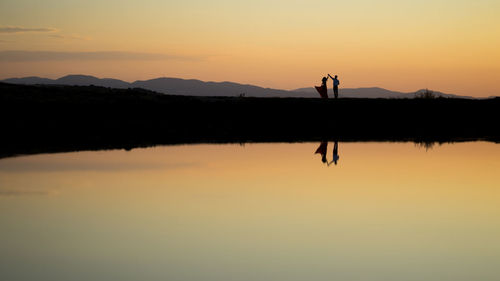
[331,141,339,165]
[328,74,340,99]
[315,141,340,166]
[315,141,328,163]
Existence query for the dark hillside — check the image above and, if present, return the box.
[1,83,498,158]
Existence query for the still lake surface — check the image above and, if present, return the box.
[1,142,499,281]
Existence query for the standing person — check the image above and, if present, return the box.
[328,74,340,99]
[315,76,329,99]
[321,76,328,88]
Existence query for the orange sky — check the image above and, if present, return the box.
[1,0,499,96]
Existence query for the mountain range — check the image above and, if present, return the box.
[2,74,475,99]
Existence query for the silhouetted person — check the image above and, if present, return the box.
[315,141,328,163]
[315,76,329,98]
[322,76,328,88]
[328,74,340,99]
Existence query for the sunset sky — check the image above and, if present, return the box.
[1,0,499,96]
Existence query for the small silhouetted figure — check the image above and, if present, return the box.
[315,76,329,98]
[331,141,339,165]
[328,74,340,99]
[315,141,328,163]
[322,76,328,88]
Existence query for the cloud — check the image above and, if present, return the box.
[0,26,89,40]
[0,50,204,62]
[48,34,91,40]
[0,26,57,34]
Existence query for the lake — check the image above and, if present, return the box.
[1,142,499,281]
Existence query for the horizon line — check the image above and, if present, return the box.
[1,74,481,97]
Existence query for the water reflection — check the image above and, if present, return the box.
[414,141,439,151]
[315,141,328,163]
[0,142,499,281]
[333,141,339,165]
[315,141,340,166]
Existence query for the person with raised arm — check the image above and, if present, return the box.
[328,74,340,99]
[315,76,329,99]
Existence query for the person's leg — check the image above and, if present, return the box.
[334,86,338,99]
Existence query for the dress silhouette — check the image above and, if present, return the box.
[315,76,329,99]
[315,141,340,166]
[315,141,328,163]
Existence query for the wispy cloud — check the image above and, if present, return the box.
[0,26,90,40]
[0,26,57,34]
[0,50,204,62]
[48,34,91,40]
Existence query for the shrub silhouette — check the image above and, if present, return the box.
[415,89,437,99]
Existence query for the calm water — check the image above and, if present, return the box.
[1,142,499,281]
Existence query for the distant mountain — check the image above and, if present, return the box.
[293,86,472,99]
[3,75,130,89]
[2,75,315,97]
[2,74,472,99]
[56,75,130,89]
[3,76,56,85]
[131,77,313,98]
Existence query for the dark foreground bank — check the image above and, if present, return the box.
[1,82,499,158]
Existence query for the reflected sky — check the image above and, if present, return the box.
[0,142,499,281]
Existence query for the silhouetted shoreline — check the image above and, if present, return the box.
[1,83,499,158]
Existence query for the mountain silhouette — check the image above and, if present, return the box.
[2,75,473,98]
[56,75,130,88]
[3,75,130,89]
[131,77,307,97]
[4,76,56,85]
[293,86,471,99]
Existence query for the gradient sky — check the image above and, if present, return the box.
[1,0,499,96]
